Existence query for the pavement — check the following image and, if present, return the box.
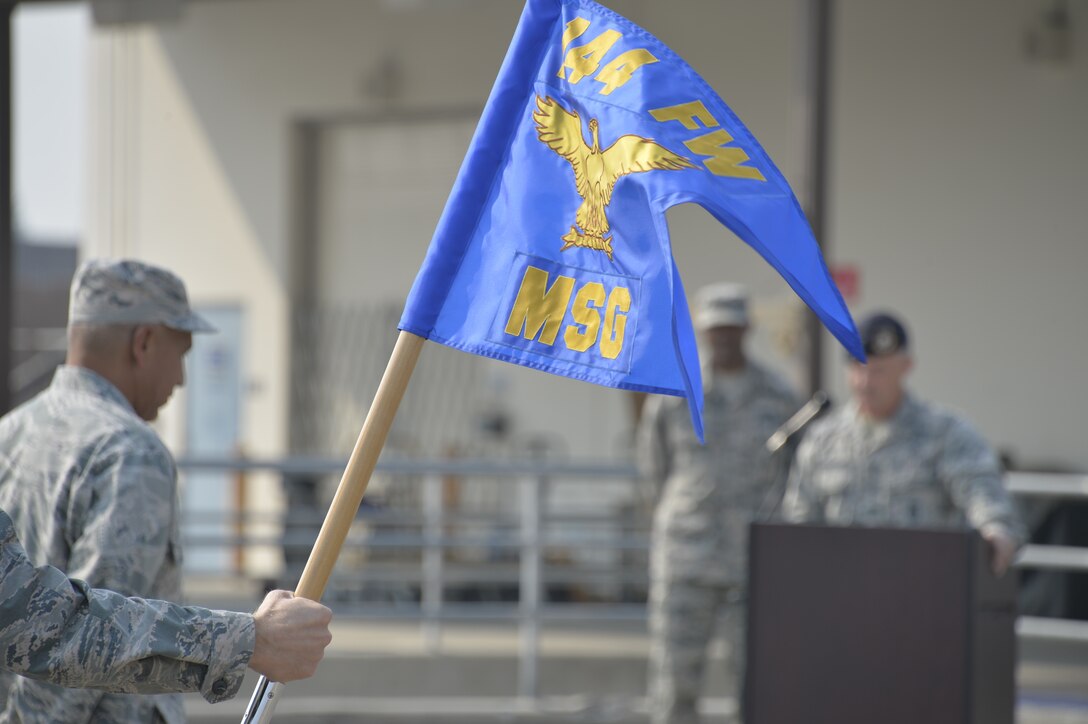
[180,607,1088,724]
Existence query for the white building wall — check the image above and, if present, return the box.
[827,0,1088,471]
[86,27,289,455]
[85,0,1088,474]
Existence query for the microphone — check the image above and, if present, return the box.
[765,390,830,453]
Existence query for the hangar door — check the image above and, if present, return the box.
[296,109,634,487]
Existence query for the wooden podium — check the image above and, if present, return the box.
[745,523,1017,724]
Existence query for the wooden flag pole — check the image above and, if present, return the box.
[241,331,425,724]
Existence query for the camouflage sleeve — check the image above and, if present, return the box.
[636,395,671,505]
[936,416,1026,545]
[66,436,177,596]
[0,512,255,702]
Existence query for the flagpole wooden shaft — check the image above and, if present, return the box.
[293,330,424,600]
[241,330,425,724]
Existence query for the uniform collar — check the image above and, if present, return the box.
[50,365,138,417]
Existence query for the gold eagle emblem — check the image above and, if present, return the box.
[533,95,694,260]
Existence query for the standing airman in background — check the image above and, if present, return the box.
[640,283,800,724]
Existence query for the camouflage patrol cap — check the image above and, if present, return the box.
[68,258,216,333]
[857,312,909,357]
[694,282,749,330]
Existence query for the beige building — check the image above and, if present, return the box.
[76,0,1088,575]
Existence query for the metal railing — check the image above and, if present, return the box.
[180,456,649,698]
[176,457,1088,698]
[1006,472,1088,646]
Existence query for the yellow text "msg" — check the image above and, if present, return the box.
[504,266,631,360]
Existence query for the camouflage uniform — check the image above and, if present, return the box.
[0,366,187,723]
[0,509,253,700]
[639,363,799,724]
[782,394,1024,541]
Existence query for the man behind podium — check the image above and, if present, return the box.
[781,312,1023,575]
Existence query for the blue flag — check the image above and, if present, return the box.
[399,0,864,441]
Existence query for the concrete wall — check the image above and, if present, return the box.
[84,0,1088,471]
[827,0,1088,471]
